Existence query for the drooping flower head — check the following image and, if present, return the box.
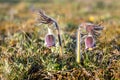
[85,33,95,50]
[80,23,103,35]
[45,28,55,47]
[36,9,63,56]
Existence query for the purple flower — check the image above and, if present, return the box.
[45,34,55,47]
[85,34,95,50]
[85,25,94,34]
[80,23,94,33]
[80,23,103,35]
[45,28,55,47]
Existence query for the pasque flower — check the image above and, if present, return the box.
[45,28,55,47]
[80,23,103,35]
[76,22,103,63]
[37,10,63,56]
[84,33,95,50]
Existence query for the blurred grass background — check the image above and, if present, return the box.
[0,0,120,80]
[0,0,120,44]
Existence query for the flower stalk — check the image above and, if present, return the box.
[54,22,63,57]
[76,27,81,63]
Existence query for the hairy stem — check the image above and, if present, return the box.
[76,27,81,63]
[54,22,63,57]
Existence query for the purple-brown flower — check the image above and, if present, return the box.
[80,23,103,35]
[45,28,55,47]
[84,34,95,50]
[36,9,63,56]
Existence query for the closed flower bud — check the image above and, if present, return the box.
[85,33,95,50]
[45,28,55,47]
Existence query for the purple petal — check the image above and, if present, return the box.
[80,23,103,34]
[85,35,95,49]
[45,34,55,47]
[86,25,94,34]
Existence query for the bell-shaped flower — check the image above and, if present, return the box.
[45,28,55,47]
[84,33,95,50]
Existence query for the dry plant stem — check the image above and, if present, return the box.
[76,28,81,63]
[54,22,63,57]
